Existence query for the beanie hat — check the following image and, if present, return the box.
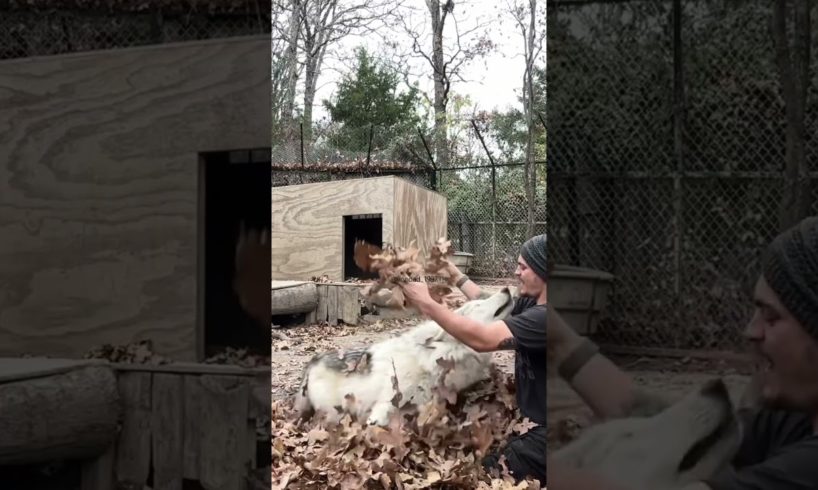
[521,233,548,281]
[762,216,818,337]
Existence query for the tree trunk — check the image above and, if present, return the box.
[281,0,301,138]
[429,0,450,168]
[301,27,328,148]
[271,282,318,315]
[524,0,537,238]
[0,363,120,465]
[772,0,812,231]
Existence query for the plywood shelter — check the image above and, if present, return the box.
[272,176,448,281]
[0,36,271,361]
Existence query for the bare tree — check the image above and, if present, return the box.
[507,0,545,237]
[297,0,392,145]
[394,1,494,169]
[272,0,302,139]
[771,0,812,231]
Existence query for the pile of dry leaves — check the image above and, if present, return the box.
[85,340,270,368]
[354,238,459,309]
[272,366,542,490]
[203,346,270,368]
[84,339,171,365]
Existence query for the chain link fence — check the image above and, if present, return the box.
[548,0,818,353]
[272,121,545,277]
[440,163,546,277]
[0,1,269,60]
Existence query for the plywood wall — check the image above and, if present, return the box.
[0,36,271,360]
[393,178,449,261]
[272,177,396,281]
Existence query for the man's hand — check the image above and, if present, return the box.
[400,281,436,314]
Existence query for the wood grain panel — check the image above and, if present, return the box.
[182,375,202,480]
[199,375,249,490]
[116,372,152,487]
[0,36,271,360]
[151,373,184,490]
[271,176,396,281]
[393,178,448,261]
[327,285,338,325]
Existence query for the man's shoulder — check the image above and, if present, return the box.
[511,295,541,315]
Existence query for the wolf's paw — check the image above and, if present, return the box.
[366,403,393,426]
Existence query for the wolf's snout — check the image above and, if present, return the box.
[700,378,729,401]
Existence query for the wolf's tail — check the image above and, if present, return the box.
[292,360,315,420]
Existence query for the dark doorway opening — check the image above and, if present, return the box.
[343,214,382,280]
[200,148,270,360]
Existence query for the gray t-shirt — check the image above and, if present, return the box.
[505,296,547,426]
[705,408,818,489]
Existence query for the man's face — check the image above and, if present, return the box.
[514,255,545,298]
[744,275,818,410]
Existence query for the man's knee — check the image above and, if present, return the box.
[482,427,548,483]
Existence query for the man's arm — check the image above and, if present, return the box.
[549,307,642,420]
[401,281,514,352]
[444,261,485,300]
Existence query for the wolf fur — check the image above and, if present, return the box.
[552,378,742,490]
[293,287,517,426]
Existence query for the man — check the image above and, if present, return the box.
[399,233,548,484]
[547,216,818,490]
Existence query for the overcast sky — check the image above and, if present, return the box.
[308,0,546,123]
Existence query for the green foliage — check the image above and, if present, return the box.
[322,47,424,154]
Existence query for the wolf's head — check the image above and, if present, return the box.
[409,287,517,346]
[553,378,741,490]
[454,286,517,323]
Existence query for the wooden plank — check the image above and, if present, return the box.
[342,286,358,325]
[271,280,310,290]
[112,362,268,376]
[248,376,270,421]
[151,374,184,490]
[0,37,271,361]
[116,372,152,487]
[327,285,338,325]
[81,443,116,490]
[183,375,202,480]
[199,375,250,490]
[393,177,448,261]
[305,307,317,325]
[271,176,397,281]
[316,285,328,323]
[347,287,361,325]
[247,421,258,472]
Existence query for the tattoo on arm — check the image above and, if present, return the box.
[497,337,517,350]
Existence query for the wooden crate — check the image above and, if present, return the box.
[0,359,269,490]
[111,362,269,490]
[305,282,362,326]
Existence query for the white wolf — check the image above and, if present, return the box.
[293,287,516,426]
[551,378,743,490]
